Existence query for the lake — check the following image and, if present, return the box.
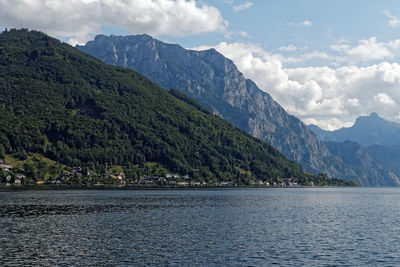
[1,188,399,266]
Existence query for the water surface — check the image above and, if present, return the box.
[1,188,399,266]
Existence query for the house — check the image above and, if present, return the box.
[109,174,118,180]
[87,170,97,176]
[139,176,159,185]
[118,172,125,180]
[0,164,13,172]
[58,173,72,182]
[16,174,25,179]
[0,160,4,164]
[14,175,25,185]
[219,181,234,186]
[158,177,167,184]
[70,167,82,173]
[177,181,189,186]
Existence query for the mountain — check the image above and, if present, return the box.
[0,29,342,185]
[324,141,399,186]
[364,145,400,178]
[307,124,332,141]
[76,34,362,182]
[309,113,400,146]
[308,114,400,185]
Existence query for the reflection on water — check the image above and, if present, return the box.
[1,188,400,266]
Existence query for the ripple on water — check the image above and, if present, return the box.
[1,188,400,266]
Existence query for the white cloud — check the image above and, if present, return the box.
[300,51,332,61]
[382,10,400,28]
[374,93,396,106]
[388,39,400,49]
[283,20,313,27]
[233,1,253,12]
[217,0,235,4]
[303,118,353,131]
[299,20,312,26]
[224,30,249,39]
[278,44,297,52]
[194,42,400,130]
[331,37,393,63]
[238,31,249,38]
[0,0,228,45]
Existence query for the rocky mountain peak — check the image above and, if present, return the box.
[77,34,398,185]
[354,112,385,127]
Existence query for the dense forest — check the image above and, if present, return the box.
[0,29,353,186]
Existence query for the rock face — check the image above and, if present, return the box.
[324,141,400,186]
[309,112,400,146]
[77,35,394,185]
[365,145,400,178]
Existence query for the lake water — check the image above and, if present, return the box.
[1,188,400,266]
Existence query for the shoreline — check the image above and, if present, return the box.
[0,184,357,191]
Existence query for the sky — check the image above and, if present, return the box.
[1,0,400,130]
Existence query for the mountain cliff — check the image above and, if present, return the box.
[365,145,400,178]
[324,141,399,186]
[77,34,368,183]
[0,29,333,185]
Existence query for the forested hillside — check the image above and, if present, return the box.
[77,34,362,183]
[0,29,349,185]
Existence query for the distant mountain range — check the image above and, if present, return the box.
[324,141,399,186]
[77,34,399,186]
[309,112,400,146]
[309,113,400,185]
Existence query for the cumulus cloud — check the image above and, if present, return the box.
[382,10,400,28]
[331,37,393,62]
[194,42,400,130]
[0,0,228,45]
[374,93,396,106]
[233,1,253,12]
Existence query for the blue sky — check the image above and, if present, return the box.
[1,0,400,130]
[160,0,400,67]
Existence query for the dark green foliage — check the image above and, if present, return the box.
[168,89,211,114]
[0,29,350,185]
[0,144,5,159]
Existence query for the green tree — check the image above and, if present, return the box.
[0,144,5,159]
